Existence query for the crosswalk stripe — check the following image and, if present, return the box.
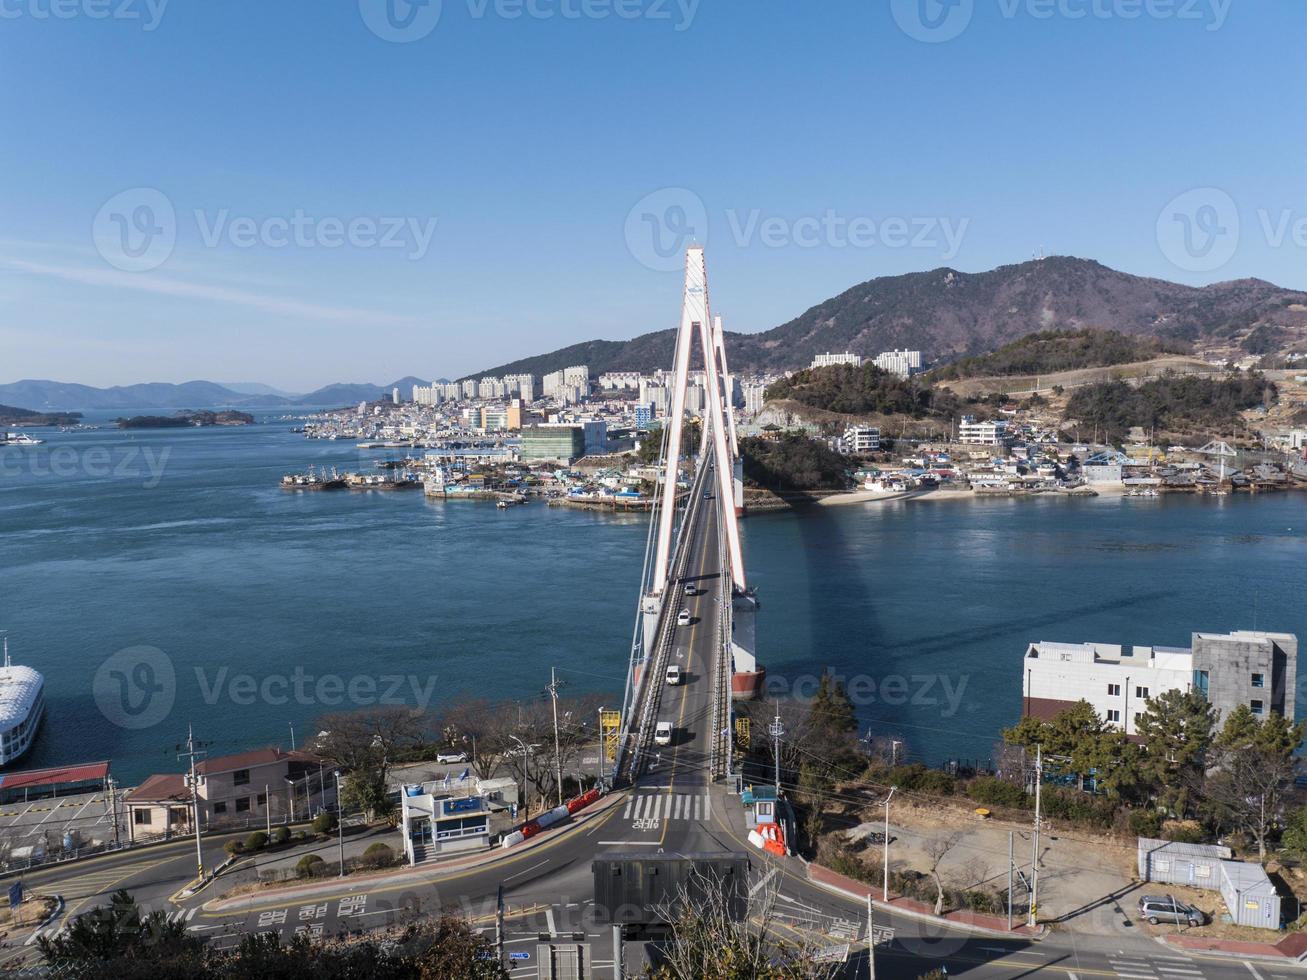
[623,798,633,819]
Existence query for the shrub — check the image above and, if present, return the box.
[1161,820,1205,844]
[271,826,291,845]
[1128,809,1164,839]
[296,854,326,878]
[223,840,244,856]
[1040,789,1117,828]
[890,764,956,796]
[244,831,269,852]
[312,811,337,835]
[361,842,395,868]
[966,776,1030,809]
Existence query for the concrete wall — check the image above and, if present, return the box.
[1192,631,1297,724]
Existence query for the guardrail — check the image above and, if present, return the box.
[618,457,714,785]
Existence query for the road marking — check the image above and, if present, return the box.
[1245,964,1265,980]
[503,859,550,883]
[749,868,777,898]
[596,841,660,846]
[545,908,556,936]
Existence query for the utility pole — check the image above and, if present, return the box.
[882,786,896,902]
[265,784,271,834]
[1029,745,1042,929]
[335,771,345,876]
[867,886,876,980]
[768,702,784,793]
[289,721,296,750]
[178,725,207,881]
[549,667,564,807]
[106,776,119,845]
[1007,830,1014,932]
[612,924,625,979]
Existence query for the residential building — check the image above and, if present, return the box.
[873,349,922,378]
[840,426,881,454]
[123,746,326,841]
[563,365,591,391]
[810,352,863,369]
[1021,630,1297,735]
[958,416,1009,446]
[461,379,478,399]
[742,382,767,416]
[599,372,642,391]
[633,405,653,430]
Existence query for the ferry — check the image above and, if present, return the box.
[0,635,45,767]
[1,432,44,447]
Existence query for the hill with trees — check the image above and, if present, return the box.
[930,328,1191,380]
[1064,371,1276,442]
[764,363,960,419]
[740,433,850,492]
[467,257,1307,378]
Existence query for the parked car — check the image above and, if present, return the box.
[665,664,682,686]
[1137,895,1206,927]
[654,722,674,746]
[436,751,468,765]
[677,609,691,626]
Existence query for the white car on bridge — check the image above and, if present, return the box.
[677,608,691,626]
[665,664,682,686]
[654,721,674,746]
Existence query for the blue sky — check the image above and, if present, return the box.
[2,0,1304,390]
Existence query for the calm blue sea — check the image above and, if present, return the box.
[2,414,1305,782]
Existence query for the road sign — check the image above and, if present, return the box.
[510,951,531,961]
[871,925,894,946]
[8,882,22,908]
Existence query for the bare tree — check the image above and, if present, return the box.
[314,706,424,821]
[650,871,839,980]
[925,833,962,916]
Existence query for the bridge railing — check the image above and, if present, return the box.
[617,457,714,785]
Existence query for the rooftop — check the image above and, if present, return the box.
[0,664,43,731]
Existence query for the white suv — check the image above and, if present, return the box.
[665,665,682,686]
[654,721,674,746]
[436,751,468,764]
[677,608,691,626]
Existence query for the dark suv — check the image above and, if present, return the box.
[1137,895,1206,927]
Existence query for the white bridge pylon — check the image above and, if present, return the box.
[650,245,747,598]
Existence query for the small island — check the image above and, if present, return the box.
[116,410,256,429]
[0,404,83,427]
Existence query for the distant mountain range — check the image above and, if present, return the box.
[0,377,430,412]
[467,256,1307,378]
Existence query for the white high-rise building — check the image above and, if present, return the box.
[873,349,922,378]
[811,352,863,369]
[461,379,478,399]
[742,382,767,415]
[599,371,641,391]
[563,365,590,389]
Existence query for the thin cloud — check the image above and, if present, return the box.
[0,256,417,326]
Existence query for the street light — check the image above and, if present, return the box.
[880,787,896,902]
[509,735,530,814]
[335,770,345,877]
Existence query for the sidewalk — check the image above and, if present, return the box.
[202,791,627,914]
[1162,930,1307,964]
[807,862,1045,940]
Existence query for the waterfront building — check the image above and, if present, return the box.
[873,349,922,378]
[958,416,1009,446]
[124,746,327,841]
[840,426,881,454]
[582,420,608,456]
[811,352,863,369]
[479,408,509,432]
[1021,630,1298,735]
[521,424,586,464]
